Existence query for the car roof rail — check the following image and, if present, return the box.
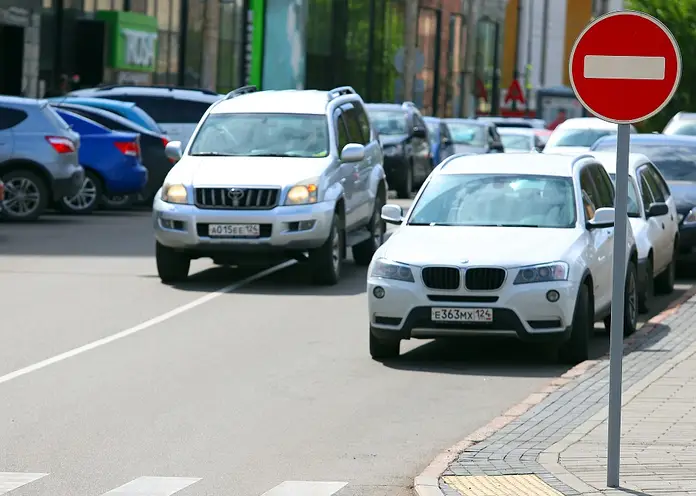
[327,86,356,101]
[223,85,258,100]
[92,84,220,96]
[401,101,417,109]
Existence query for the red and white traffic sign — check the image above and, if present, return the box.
[569,10,681,124]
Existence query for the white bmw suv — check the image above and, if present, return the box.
[367,153,638,363]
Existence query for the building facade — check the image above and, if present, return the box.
[0,0,41,97]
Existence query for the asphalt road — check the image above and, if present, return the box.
[0,204,692,496]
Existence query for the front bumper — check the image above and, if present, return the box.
[367,277,577,343]
[153,197,335,261]
[51,167,85,200]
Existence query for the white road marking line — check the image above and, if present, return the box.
[0,472,48,494]
[260,481,348,496]
[583,55,665,80]
[0,260,296,387]
[100,476,201,495]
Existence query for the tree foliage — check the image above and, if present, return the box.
[626,0,696,131]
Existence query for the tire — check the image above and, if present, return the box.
[559,283,591,364]
[0,169,48,221]
[156,241,191,284]
[353,193,386,266]
[395,164,413,199]
[655,243,676,294]
[309,213,343,286]
[638,258,653,314]
[602,262,639,337]
[57,170,101,215]
[102,194,135,210]
[369,327,400,360]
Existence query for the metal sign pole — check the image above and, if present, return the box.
[607,123,630,487]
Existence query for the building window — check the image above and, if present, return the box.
[417,8,439,115]
[217,0,243,93]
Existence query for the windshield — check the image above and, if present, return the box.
[594,143,696,182]
[446,122,486,147]
[663,121,696,136]
[408,173,576,228]
[188,113,329,157]
[608,173,641,217]
[546,128,616,148]
[500,134,533,151]
[369,110,408,135]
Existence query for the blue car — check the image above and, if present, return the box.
[424,116,455,165]
[54,109,148,214]
[48,96,164,136]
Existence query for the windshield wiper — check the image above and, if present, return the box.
[247,152,301,158]
[190,152,234,156]
[495,223,541,227]
[408,222,456,226]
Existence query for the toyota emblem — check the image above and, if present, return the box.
[228,188,245,200]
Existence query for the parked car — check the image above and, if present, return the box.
[154,85,388,286]
[663,112,696,136]
[368,152,638,363]
[0,96,83,221]
[53,109,148,214]
[47,96,165,136]
[498,128,545,153]
[476,116,547,129]
[50,102,173,204]
[589,151,678,312]
[442,118,505,155]
[366,102,432,199]
[591,134,696,261]
[424,117,455,165]
[68,85,222,145]
[544,117,637,154]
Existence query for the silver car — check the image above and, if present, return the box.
[153,85,388,285]
[0,96,84,221]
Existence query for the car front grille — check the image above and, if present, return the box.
[464,268,506,291]
[421,267,461,290]
[194,187,279,209]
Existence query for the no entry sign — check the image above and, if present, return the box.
[569,10,681,124]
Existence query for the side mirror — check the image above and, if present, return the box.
[646,202,669,218]
[381,204,404,225]
[340,143,365,163]
[165,140,183,162]
[586,207,615,229]
[412,127,427,139]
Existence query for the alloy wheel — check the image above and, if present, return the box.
[3,177,41,217]
[63,177,98,211]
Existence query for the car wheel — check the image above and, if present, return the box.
[309,213,343,286]
[156,241,191,284]
[353,193,386,266]
[57,170,101,215]
[559,283,591,364]
[395,165,412,199]
[638,258,653,314]
[369,326,400,360]
[102,194,135,210]
[623,262,639,336]
[655,243,676,294]
[0,169,48,221]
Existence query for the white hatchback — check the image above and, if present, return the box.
[367,153,638,364]
[589,151,678,311]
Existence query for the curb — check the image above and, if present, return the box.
[413,285,696,496]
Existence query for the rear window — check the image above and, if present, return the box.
[0,107,28,130]
[41,103,72,131]
[663,121,696,136]
[130,105,165,134]
[594,142,696,182]
[493,121,533,128]
[546,128,616,148]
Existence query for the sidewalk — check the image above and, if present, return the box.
[421,288,696,496]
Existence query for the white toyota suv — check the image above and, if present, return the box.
[153,85,388,285]
[367,153,638,363]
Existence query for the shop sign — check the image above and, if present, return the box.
[96,10,158,73]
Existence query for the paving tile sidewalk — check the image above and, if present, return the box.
[439,291,696,496]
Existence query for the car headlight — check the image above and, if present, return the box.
[161,184,189,204]
[285,184,318,205]
[681,207,696,225]
[383,144,403,157]
[370,259,415,282]
[513,262,569,285]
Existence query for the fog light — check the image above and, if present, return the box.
[373,286,385,299]
[546,290,560,302]
[298,220,316,231]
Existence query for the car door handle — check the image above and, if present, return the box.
[662,223,666,229]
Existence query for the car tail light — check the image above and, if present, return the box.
[46,136,76,154]
[115,141,140,157]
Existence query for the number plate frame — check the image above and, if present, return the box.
[207,223,261,238]
[431,307,493,323]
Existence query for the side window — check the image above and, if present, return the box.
[112,95,174,123]
[334,111,350,153]
[353,102,372,143]
[341,105,367,145]
[175,100,214,124]
[638,171,655,211]
[589,165,614,207]
[580,168,599,220]
[646,164,670,200]
[0,107,28,130]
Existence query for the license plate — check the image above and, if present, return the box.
[431,307,493,323]
[208,224,260,237]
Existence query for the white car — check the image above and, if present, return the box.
[367,153,638,364]
[544,117,637,154]
[589,152,678,312]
